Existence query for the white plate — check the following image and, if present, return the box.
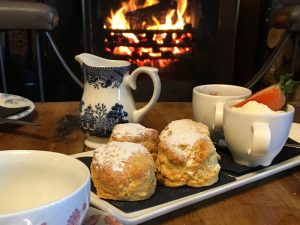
[0,93,35,119]
[73,146,300,225]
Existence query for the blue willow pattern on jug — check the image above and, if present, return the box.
[83,64,128,89]
[78,101,129,137]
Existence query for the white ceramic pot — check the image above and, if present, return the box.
[223,100,295,167]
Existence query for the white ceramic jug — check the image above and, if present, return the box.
[75,53,161,149]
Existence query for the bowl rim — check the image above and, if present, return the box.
[224,99,295,117]
[0,150,90,218]
[193,84,252,98]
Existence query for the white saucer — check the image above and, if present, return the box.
[0,93,35,119]
[83,206,123,225]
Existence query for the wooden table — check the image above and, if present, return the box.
[0,102,299,225]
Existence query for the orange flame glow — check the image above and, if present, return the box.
[104,0,193,68]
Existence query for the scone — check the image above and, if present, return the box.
[91,141,157,201]
[109,123,159,159]
[159,119,210,138]
[156,120,220,188]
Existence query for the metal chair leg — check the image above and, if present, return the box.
[0,34,7,93]
[35,31,45,102]
[45,32,83,88]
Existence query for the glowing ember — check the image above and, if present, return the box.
[104,0,193,68]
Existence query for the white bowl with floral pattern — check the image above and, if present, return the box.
[0,150,90,225]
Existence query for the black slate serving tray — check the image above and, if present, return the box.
[78,156,235,213]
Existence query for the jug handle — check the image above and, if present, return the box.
[125,66,161,123]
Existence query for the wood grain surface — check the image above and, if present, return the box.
[0,102,299,225]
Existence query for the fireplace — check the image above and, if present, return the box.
[81,0,239,101]
[102,0,197,69]
[0,0,241,102]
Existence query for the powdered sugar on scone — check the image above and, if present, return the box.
[93,141,148,172]
[163,131,210,159]
[160,119,210,138]
[111,123,147,138]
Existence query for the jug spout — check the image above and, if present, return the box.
[74,53,106,67]
[75,53,131,68]
[75,53,89,66]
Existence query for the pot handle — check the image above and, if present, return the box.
[213,102,224,131]
[248,122,270,156]
[125,66,161,123]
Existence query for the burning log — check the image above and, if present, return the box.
[125,0,177,29]
[103,28,196,46]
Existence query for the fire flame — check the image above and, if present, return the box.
[104,0,193,68]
